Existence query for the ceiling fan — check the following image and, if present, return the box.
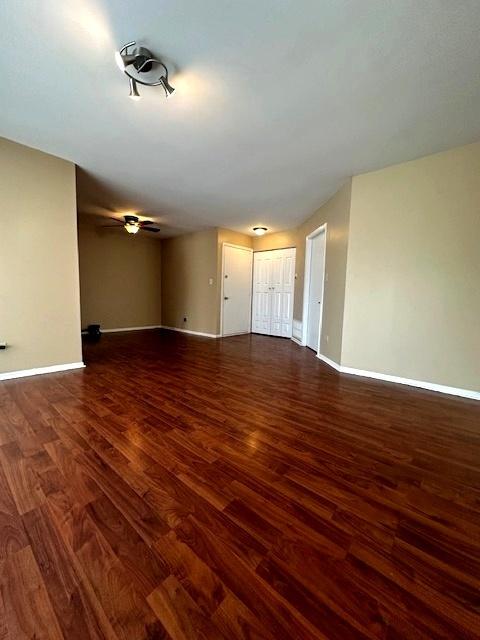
[103,214,160,235]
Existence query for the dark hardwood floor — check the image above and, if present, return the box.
[1,329,479,639]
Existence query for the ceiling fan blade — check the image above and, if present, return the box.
[138,220,154,226]
[108,217,123,223]
[141,226,160,233]
[101,223,125,227]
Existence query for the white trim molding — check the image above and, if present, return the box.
[82,324,221,339]
[82,325,162,334]
[316,352,342,372]
[0,362,85,382]
[316,353,480,401]
[292,319,304,345]
[161,326,221,339]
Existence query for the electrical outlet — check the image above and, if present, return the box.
[208,278,213,285]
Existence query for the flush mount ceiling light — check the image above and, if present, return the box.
[115,41,175,100]
[253,227,268,236]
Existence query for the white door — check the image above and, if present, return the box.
[251,251,271,334]
[222,244,253,336]
[306,230,326,351]
[252,248,296,337]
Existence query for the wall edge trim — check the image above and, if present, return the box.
[0,362,85,381]
[161,326,221,338]
[317,353,479,401]
[81,325,162,334]
[101,325,162,333]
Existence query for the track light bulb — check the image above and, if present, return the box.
[128,77,141,100]
[160,76,175,98]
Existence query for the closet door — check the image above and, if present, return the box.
[280,248,295,337]
[252,248,296,337]
[251,251,272,334]
[269,251,284,336]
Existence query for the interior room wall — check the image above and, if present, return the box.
[161,228,218,335]
[78,223,162,331]
[0,137,82,375]
[342,141,480,391]
[252,181,352,362]
[253,230,298,253]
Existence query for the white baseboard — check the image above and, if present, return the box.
[81,324,220,339]
[316,353,479,401]
[102,325,162,333]
[0,362,85,381]
[82,325,161,334]
[161,326,221,339]
[316,352,342,372]
[291,336,304,346]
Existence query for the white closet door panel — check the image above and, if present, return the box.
[253,291,271,334]
[282,254,295,290]
[280,291,293,337]
[252,254,271,334]
[252,248,296,338]
[270,256,283,288]
[270,291,283,336]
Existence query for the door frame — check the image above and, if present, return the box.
[302,224,327,352]
[220,243,254,337]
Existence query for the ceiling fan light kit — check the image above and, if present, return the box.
[115,41,175,100]
[125,221,140,233]
[103,214,160,235]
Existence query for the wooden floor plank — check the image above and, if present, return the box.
[0,330,478,639]
[147,575,225,640]
[0,442,46,515]
[1,545,64,640]
[22,505,116,640]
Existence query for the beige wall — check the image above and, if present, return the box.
[253,230,298,253]
[161,227,253,335]
[78,224,162,330]
[253,181,352,361]
[342,142,480,391]
[161,229,218,334]
[0,138,82,374]
[217,228,253,250]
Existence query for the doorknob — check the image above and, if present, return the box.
[224,296,229,300]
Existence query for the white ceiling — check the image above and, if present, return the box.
[2,1,480,237]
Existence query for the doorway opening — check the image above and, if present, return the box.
[302,224,327,353]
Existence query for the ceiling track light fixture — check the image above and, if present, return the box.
[115,41,175,100]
